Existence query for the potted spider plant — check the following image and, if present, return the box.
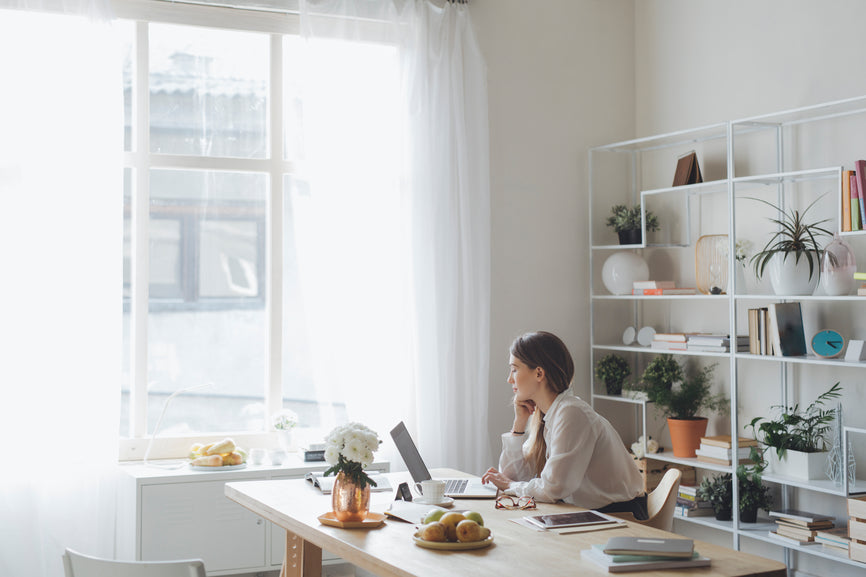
[746,382,842,480]
[606,204,659,245]
[748,195,833,295]
[642,355,729,458]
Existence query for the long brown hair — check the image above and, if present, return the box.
[510,331,575,476]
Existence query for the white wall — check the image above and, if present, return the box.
[635,3,866,576]
[469,0,635,460]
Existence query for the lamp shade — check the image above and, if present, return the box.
[602,252,649,295]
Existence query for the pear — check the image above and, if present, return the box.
[455,519,491,542]
[415,522,447,542]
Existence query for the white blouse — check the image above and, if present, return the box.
[498,391,643,509]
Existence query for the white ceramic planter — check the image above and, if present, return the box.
[768,252,819,295]
[766,449,829,480]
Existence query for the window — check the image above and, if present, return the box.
[119,3,409,459]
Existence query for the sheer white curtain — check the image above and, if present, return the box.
[296,0,491,473]
[0,3,121,576]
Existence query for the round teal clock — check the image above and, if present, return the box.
[811,329,845,358]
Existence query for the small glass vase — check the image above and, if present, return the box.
[821,233,857,296]
[331,471,371,522]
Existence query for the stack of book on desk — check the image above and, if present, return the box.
[582,536,711,573]
[767,509,835,546]
[694,435,758,466]
[674,484,713,518]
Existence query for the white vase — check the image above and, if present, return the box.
[277,430,294,454]
[821,233,857,296]
[601,252,650,295]
[766,449,829,480]
[768,252,819,296]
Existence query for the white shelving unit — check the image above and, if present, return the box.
[588,95,866,574]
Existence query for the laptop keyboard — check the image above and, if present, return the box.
[445,479,468,494]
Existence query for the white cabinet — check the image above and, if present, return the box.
[588,95,866,574]
[117,457,389,576]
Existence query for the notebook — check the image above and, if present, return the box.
[390,421,497,499]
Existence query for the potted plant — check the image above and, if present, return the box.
[595,353,631,396]
[606,204,660,245]
[697,472,733,520]
[736,449,773,523]
[748,195,833,295]
[746,382,842,480]
[642,355,729,458]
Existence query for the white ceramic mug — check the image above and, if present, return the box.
[269,449,286,466]
[249,448,266,466]
[417,479,446,503]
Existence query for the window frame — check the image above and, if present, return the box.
[117,0,300,460]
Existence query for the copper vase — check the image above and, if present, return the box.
[331,471,371,522]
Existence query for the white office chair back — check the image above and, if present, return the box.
[63,548,206,577]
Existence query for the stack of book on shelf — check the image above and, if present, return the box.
[814,526,850,553]
[767,509,835,546]
[694,435,758,466]
[841,163,866,232]
[651,332,690,351]
[686,334,749,353]
[849,495,866,562]
[747,307,775,355]
[632,280,696,296]
[581,536,711,573]
[674,484,713,518]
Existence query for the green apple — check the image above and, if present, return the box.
[464,511,484,526]
[422,509,446,524]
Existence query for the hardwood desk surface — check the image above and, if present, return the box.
[225,469,785,577]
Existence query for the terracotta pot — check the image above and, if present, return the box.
[667,417,708,458]
[331,471,371,522]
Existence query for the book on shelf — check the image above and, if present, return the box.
[774,521,829,541]
[686,343,749,353]
[650,340,688,351]
[687,335,749,347]
[672,150,703,187]
[678,484,698,496]
[695,444,754,461]
[632,287,697,295]
[767,302,807,357]
[815,526,850,550]
[699,435,759,449]
[859,284,866,297]
[603,537,694,558]
[748,307,775,356]
[633,280,676,290]
[652,332,690,342]
[673,504,715,517]
[676,497,712,510]
[581,544,710,573]
[769,509,835,525]
[843,169,853,232]
[855,160,866,228]
[767,531,819,547]
[852,171,862,231]
[694,453,753,466]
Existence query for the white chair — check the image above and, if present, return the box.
[609,468,683,532]
[62,549,206,577]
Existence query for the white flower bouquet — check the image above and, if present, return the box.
[272,409,299,431]
[323,422,381,488]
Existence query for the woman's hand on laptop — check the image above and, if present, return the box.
[481,467,512,491]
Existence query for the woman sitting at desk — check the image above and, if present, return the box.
[481,331,647,519]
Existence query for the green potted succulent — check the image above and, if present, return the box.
[594,353,631,396]
[606,204,660,245]
[746,382,842,480]
[748,195,833,295]
[642,355,728,458]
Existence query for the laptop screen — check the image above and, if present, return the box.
[390,421,432,483]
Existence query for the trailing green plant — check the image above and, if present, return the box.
[736,448,773,516]
[595,354,631,395]
[748,195,833,281]
[642,355,728,420]
[605,204,660,233]
[746,382,842,458]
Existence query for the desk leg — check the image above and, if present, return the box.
[281,530,322,577]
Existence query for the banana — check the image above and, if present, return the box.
[205,438,236,455]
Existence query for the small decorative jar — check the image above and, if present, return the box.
[821,233,856,296]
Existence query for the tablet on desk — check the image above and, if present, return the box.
[524,510,614,530]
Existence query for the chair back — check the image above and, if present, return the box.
[63,549,206,577]
[644,468,682,531]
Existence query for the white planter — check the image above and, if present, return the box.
[766,449,829,480]
[768,252,819,296]
[277,430,294,453]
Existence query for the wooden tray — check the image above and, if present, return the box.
[317,511,386,529]
[412,535,493,550]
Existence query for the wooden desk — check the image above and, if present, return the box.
[225,470,785,577]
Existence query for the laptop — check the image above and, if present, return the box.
[390,421,498,499]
